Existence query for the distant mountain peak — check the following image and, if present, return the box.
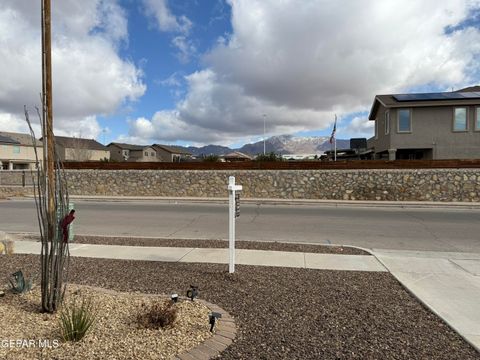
[172,134,350,157]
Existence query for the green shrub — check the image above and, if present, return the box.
[255,152,284,161]
[138,299,177,329]
[59,296,97,342]
[202,154,220,162]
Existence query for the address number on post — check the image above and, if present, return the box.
[235,193,240,218]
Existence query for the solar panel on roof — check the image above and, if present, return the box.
[0,135,20,144]
[393,92,480,102]
[458,91,480,98]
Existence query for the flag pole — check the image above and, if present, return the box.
[334,137,337,162]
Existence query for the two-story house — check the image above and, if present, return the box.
[152,144,192,162]
[367,86,480,160]
[0,131,43,170]
[51,136,110,161]
[108,143,159,162]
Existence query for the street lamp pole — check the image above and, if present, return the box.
[263,114,266,155]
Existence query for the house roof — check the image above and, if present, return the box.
[0,134,19,145]
[152,144,192,155]
[224,151,252,160]
[0,131,42,146]
[368,85,480,120]
[52,136,107,150]
[108,142,152,151]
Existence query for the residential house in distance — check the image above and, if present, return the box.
[0,131,43,169]
[224,151,252,162]
[108,143,159,162]
[368,86,480,160]
[152,144,192,162]
[281,153,322,160]
[51,136,110,161]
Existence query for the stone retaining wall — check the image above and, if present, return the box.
[62,169,479,202]
[0,186,34,198]
[1,169,478,201]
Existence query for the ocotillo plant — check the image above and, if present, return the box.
[25,107,71,313]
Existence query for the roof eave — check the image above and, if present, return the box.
[368,96,388,120]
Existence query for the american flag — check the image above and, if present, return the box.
[329,115,337,144]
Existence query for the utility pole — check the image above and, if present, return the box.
[263,114,266,155]
[42,0,55,243]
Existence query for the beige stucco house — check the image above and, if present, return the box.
[0,131,43,170]
[108,143,159,162]
[367,86,480,160]
[224,151,252,162]
[51,136,110,161]
[153,144,192,162]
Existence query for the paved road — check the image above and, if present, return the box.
[1,199,479,252]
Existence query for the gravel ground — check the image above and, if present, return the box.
[0,283,212,359]
[19,234,369,255]
[1,254,478,359]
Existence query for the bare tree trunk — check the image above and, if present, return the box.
[29,0,71,313]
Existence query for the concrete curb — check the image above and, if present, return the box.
[9,195,480,209]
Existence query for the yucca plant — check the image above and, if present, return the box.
[59,296,97,342]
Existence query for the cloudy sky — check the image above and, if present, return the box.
[1,0,480,147]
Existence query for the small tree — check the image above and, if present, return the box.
[203,154,220,162]
[67,136,93,161]
[25,107,71,313]
[255,152,284,162]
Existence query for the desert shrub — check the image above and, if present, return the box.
[255,152,284,161]
[59,296,97,342]
[202,154,220,162]
[138,299,177,329]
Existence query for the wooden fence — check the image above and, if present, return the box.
[60,159,480,170]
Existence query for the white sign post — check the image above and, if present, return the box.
[228,176,242,273]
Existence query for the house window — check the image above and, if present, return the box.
[475,107,480,131]
[385,111,390,135]
[13,146,20,154]
[145,152,148,156]
[398,109,411,133]
[453,107,467,131]
[151,152,154,156]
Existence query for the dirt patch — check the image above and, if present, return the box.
[1,254,478,359]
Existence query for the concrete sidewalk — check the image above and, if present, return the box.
[12,240,386,272]
[373,249,480,352]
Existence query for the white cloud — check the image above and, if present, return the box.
[0,0,145,139]
[142,0,192,34]
[341,116,375,139]
[142,0,196,62]
[172,36,197,63]
[128,0,480,145]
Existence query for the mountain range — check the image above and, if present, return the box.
[184,135,350,156]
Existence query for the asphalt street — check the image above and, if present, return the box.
[1,199,479,252]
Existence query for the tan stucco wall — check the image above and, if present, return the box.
[155,148,173,162]
[0,144,43,169]
[64,148,110,161]
[368,105,480,159]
